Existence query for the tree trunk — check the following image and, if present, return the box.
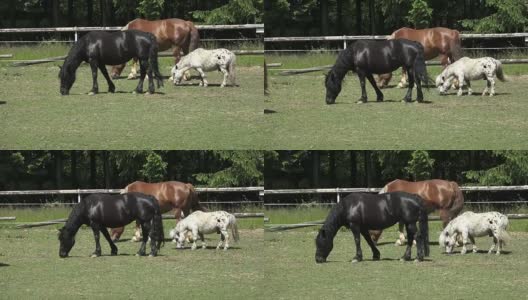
[68,0,74,26]
[312,151,320,187]
[368,0,375,34]
[100,0,107,26]
[55,151,63,189]
[349,151,357,186]
[87,0,94,26]
[329,152,336,187]
[363,151,370,187]
[102,151,111,188]
[71,151,78,188]
[337,0,343,34]
[8,0,16,27]
[355,0,362,35]
[321,0,329,35]
[90,151,97,187]
[51,0,59,26]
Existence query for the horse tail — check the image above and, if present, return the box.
[448,182,465,223]
[449,30,463,62]
[186,183,207,212]
[189,23,200,52]
[151,199,165,250]
[228,52,237,86]
[494,59,507,82]
[419,204,430,257]
[148,35,164,88]
[229,214,240,242]
[413,43,432,88]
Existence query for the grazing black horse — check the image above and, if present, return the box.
[315,192,430,263]
[58,192,164,258]
[325,39,430,104]
[59,30,163,95]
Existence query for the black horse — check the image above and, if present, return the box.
[58,192,164,258]
[59,30,163,95]
[325,39,430,104]
[315,192,430,263]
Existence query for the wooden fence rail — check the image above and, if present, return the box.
[15,212,265,229]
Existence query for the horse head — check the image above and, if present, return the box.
[324,70,342,105]
[315,227,334,263]
[58,227,76,258]
[59,64,76,96]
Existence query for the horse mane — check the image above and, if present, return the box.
[331,47,355,77]
[320,202,344,238]
[61,37,85,77]
[59,200,85,239]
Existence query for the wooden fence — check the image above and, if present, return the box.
[0,187,264,205]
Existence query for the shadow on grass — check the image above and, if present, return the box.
[0,101,6,105]
[440,249,512,255]
[0,263,9,267]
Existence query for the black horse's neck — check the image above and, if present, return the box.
[63,41,85,73]
[63,203,85,236]
[331,48,355,79]
[321,203,344,239]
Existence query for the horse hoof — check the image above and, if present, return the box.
[88,92,95,96]
[91,254,99,258]
[148,254,155,258]
[351,259,360,263]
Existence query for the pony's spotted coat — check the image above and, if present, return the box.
[171,48,237,87]
[435,57,506,96]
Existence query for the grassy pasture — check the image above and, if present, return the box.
[264,54,528,149]
[0,45,264,149]
[0,207,264,299]
[264,208,528,299]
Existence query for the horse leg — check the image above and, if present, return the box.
[397,68,407,88]
[460,230,469,254]
[482,79,490,96]
[128,58,139,80]
[488,236,497,254]
[360,228,380,261]
[90,223,102,257]
[147,220,158,257]
[403,69,414,102]
[136,221,150,256]
[132,221,142,242]
[134,59,147,94]
[98,65,115,93]
[197,232,205,249]
[219,66,229,88]
[88,59,99,95]
[111,227,124,242]
[365,74,383,102]
[191,228,199,250]
[415,72,424,102]
[456,73,464,96]
[489,77,496,96]
[349,224,363,262]
[357,72,368,103]
[401,223,416,261]
[469,235,477,253]
[221,229,229,251]
[466,80,472,96]
[100,227,118,256]
[196,68,208,87]
[146,60,155,94]
[395,222,406,246]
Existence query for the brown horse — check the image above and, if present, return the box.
[110,18,200,79]
[110,181,206,241]
[376,27,462,88]
[370,179,464,245]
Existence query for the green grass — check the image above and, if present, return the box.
[263,54,528,149]
[0,54,264,149]
[263,229,528,299]
[0,224,263,299]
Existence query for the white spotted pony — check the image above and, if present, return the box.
[171,48,236,88]
[169,210,239,250]
[435,57,506,96]
[439,211,510,255]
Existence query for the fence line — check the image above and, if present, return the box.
[0,24,264,34]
